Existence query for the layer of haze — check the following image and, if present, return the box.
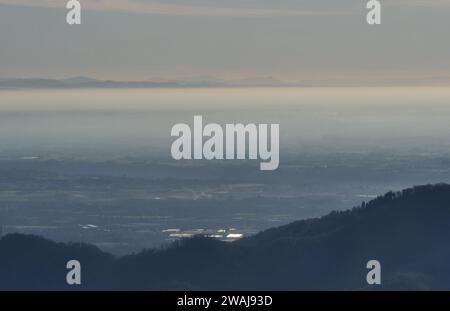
[1,87,450,159]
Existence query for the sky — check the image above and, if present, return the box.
[0,0,450,85]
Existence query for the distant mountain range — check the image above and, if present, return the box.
[1,184,450,290]
[0,77,298,89]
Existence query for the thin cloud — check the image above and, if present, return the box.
[0,0,352,17]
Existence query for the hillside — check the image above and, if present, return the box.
[1,184,450,290]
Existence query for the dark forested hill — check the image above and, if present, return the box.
[2,184,450,290]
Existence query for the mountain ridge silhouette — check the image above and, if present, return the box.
[1,183,450,290]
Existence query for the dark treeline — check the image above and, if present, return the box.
[2,184,450,290]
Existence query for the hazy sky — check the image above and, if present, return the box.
[1,0,450,85]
